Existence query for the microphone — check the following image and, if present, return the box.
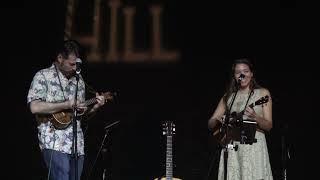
[238,74,245,82]
[76,58,82,74]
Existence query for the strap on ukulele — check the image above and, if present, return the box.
[241,89,254,115]
[240,89,257,144]
[54,63,67,102]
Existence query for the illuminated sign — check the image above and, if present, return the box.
[64,0,180,63]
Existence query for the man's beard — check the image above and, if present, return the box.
[65,71,76,79]
[60,65,76,79]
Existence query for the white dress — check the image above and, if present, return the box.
[217,89,273,180]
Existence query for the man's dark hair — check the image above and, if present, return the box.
[56,39,81,59]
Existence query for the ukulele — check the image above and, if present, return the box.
[35,92,115,129]
[155,121,182,180]
[212,95,269,145]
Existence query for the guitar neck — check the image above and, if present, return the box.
[240,96,267,114]
[84,97,97,106]
[166,135,173,179]
[248,102,255,109]
[236,101,256,116]
[238,102,254,114]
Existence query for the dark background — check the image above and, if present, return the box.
[3,0,315,180]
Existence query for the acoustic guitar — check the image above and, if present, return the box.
[35,92,115,129]
[155,121,182,180]
[212,95,269,145]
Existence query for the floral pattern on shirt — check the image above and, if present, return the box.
[27,64,86,155]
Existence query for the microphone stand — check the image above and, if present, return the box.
[281,123,289,180]
[72,73,80,180]
[86,120,120,180]
[222,81,240,180]
[205,142,222,180]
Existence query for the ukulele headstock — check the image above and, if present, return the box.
[255,95,269,105]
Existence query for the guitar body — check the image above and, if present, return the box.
[212,120,235,146]
[36,111,73,129]
[35,91,115,130]
[51,111,73,129]
[212,121,225,145]
[212,95,269,145]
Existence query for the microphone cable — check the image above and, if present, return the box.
[47,129,56,180]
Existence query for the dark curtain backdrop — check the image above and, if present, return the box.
[3,1,315,180]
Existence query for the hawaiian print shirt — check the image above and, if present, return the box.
[27,64,86,155]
